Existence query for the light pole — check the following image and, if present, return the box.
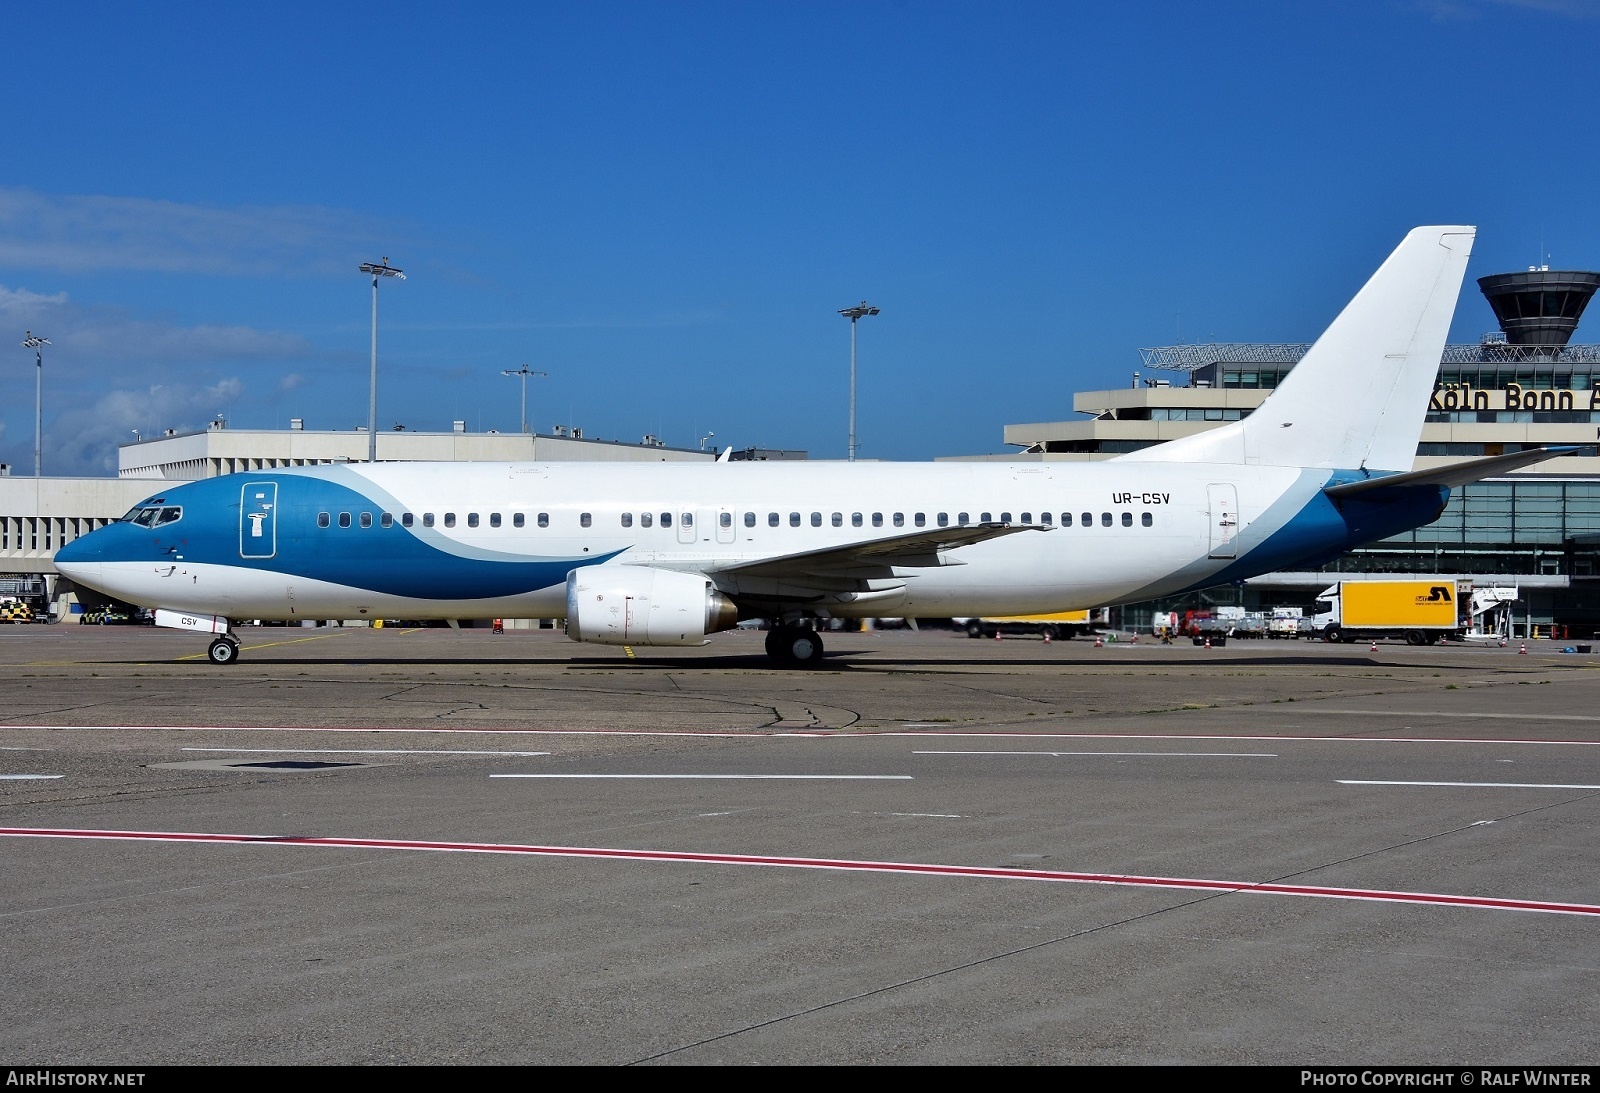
[22,332,48,477]
[500,365,548,434]
[359,258,405,463]
[837,302,879,462]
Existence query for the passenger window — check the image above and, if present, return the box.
[811,512,822,527]
[831,512,843,527]
[1081,512,1092,526]
[318,512,330,528]
[720,512,732,528]
[914,513,926,527]
[852,513,862,527]
[467,513,479,528]
[768,512,779,527]
[444,513,456,528]
[641,512,653,528]
[1000,512,1012,523]
[490,513,501,528]
[1041,512,1052,526]
[381,512,394,528]
[745,512,756,528]
[423,513,435,528]
[339,512,352,528]
[937,513,948,527]
[790,513,801,527]
[661,513,672,527]
[1141,512,1153,527]
[1101,513,1112,527]
[621,513,633,528]
[958,512,969,525]
[360,512,373,528]
[513,513,525,528]
[872,513,883,527]
[1021,512,1032,524]
[402,513,414,528]
[1060,513,1070,526]
[893,513,904,527]
[1122,512,1133,527]
[981,512,992,523]
[539,513,550,528]
[681,513,692,528]
[581,513,593,528]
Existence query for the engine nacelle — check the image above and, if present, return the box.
[565,566,739,647]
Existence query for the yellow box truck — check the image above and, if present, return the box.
[1311,579,1467,645]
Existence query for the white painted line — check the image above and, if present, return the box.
[1308,709,1600,723]
[490,774,912,780]
[1339,779,1600,790]
[183,747,552,757]
[914,750,1277,758]
[0,747,52,751]
[0,774,63,780]
[888,812,964,818]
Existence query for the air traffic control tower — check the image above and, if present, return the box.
[1477,267,1600,346]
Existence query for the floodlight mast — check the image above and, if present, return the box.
[500,365,548,434]
[22,331,49,477]
[359,258,405,463]
[837,302,879,462]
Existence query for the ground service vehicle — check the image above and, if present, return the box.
[959,609,1106,639]
[1311,579,1465,645]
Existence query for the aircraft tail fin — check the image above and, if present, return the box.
[1119,225,1476,472]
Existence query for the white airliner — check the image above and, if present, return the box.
[53,225,1561,667]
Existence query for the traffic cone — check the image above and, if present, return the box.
[1204,637,1211,649]
[994,630,1002,640]
[1094,635,1103,648]
[1042,630,1051,644]
[1370,640,1378,652]
[1131,633,1138,644]
[1519,642,1528,654]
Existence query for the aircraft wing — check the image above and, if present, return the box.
[1324,446,1580,500]
[717,522,1044,580]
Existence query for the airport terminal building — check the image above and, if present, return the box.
[7,265,1600,636]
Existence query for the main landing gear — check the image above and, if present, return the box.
[207,634,241,665]
[764,624,825,668]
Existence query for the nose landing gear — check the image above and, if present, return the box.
[207,635,241,665]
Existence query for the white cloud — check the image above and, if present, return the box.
[0,188,400,277]
[47,380,246,476]
[279,373,306,392]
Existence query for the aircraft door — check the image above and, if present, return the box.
[240,482,277,559]
[1207,483,1238,559]
[716,508,736,545]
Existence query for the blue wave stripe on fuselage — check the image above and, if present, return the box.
[83,473,609,600]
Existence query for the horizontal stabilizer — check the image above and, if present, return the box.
[1323,447,1580,499]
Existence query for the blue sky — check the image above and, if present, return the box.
[4,0,1599,475]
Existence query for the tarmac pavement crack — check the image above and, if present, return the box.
[622,890,1233,1065]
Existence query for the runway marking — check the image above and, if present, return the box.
[914,750,1277,758]
[174,630,358,661]
[4,825,1596,918]
[489,774,911,780]
[183,747,552,757]
[1339,779,1600,790]
[1304,709,1600,723]
[0,775,63,780]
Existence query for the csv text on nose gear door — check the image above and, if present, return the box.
[240,482,277,559]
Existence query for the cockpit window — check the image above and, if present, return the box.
[122,504,181,528]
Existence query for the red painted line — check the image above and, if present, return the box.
[4,826,1597,918]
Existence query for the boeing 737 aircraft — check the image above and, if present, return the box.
[53,225,1561,666]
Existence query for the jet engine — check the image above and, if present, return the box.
[565,566,739,647]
